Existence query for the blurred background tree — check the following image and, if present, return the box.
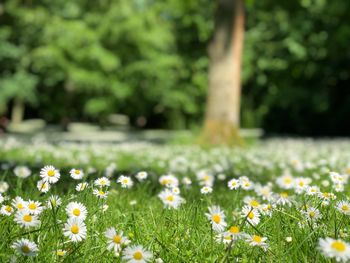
[0,0,349,135]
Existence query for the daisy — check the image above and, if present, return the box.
[196,170,214,187]
[14,166,31,179]
[12,238,38,257]
[247,235,268,251]
[254,184,273,201]
[241,205,260,226]
[93,188,109,199]
[1,204,14,216]
[261,203,274,217]
[182,177,192,186]
[94,177,110,187]
[117,175,133,188]
[336,201,350,216]
[159,174,179,188]
[0,181,9,193]
[12,196,26,211]
[158,189,184,209]
[76,182,89,192]
[46,195,62,209]
[274,192,292,207]
[200,186,213,194]
[40,165,60,184]
[239,176,254,190]
[63,217,87,242]
[318,192,337,201]
[14,210,40,228]
[135,171,148,181]
[294,177,311,194]
[306,185,320,196]
[105,227,130,252]
[66,202,88,220]
[216,231,235,244]
[228,178,240,190]
[171,187,180,195]
[122,245,153,263]
[276,173,294,189]
[205,205,227,232]
[37,180,50,193]
[243,196,261,210]
[302,206,321,221]
[70,168,84,180]
[319,237,350,262]
[24,200,43,215]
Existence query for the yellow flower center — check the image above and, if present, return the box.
[203,175,210,181]
[331,241,346,252]
[284,178,292,184]
[73,208,81,216]
[280,192,288,198]
[248,212,254,219]
[323,192,329,198]
[252,235,262,243]
[99,190,105,195]
[231,181,237,186]
[309,211,315,218]
[299,181,305,186]
[100,180,106,185]
[229,226,240,234]
[5,206,12,212]
[133,251,143,260]
[17,203,24,209]
[74,170,81,175]
[21,245,30,254]
[341,205,349,211]
[23,214,32,222]
[70,225,79,234]
[29,203,37,210]
[122,179,128,184]
[113,235,122,244]
[250,200,259,207]
[212,214,221,224]
[166,195,174,202]
[47,170,55,177]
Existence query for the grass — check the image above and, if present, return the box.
[0,137,349,262]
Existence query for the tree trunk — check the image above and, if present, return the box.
[11,97,24,124]
[202,0,245,145]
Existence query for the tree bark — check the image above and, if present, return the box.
[202,0,245,145]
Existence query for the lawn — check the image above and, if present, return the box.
[0,137,349,262]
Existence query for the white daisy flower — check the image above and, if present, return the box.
[196,170,214,187]
[274,192,292,207]
[276,173,294,189]
[306,185,320,196]
[14,210,40,228]
[12,196,26,211]
[239,176,254,190]
[63,217,87,242]
[122,245,153,263]
[182,177,192,186]
[1,204,14,216]
[241,205,260,226]
[46,195,62,209]
[159,174,179,188]
[135,171,148,181]
[302,206,321,221]
[11,238,38,257]
[246,234,269,251]
[14,166,31,179]
[243,196,261,210]
[94,177,110,187]
[70,168,84,180]
[336,200,350,216]
[205,205,227,232]
[117,175,133,188]
[93,189,109,199]
[254,184,273,201]
[24,200,43,215]
[0,181,9,193]
[200,186,213,194]
[158,189,184,209]
[319,237,350,262]
[37,180,50,193]
[228,178,240,190]
[65,202,88,220]
[76,182,89,192]
[40,165,60,184]
[105,227,130,252]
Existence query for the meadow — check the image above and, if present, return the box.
[0,137,350,262]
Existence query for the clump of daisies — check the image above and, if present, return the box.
[319,237,350,262]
